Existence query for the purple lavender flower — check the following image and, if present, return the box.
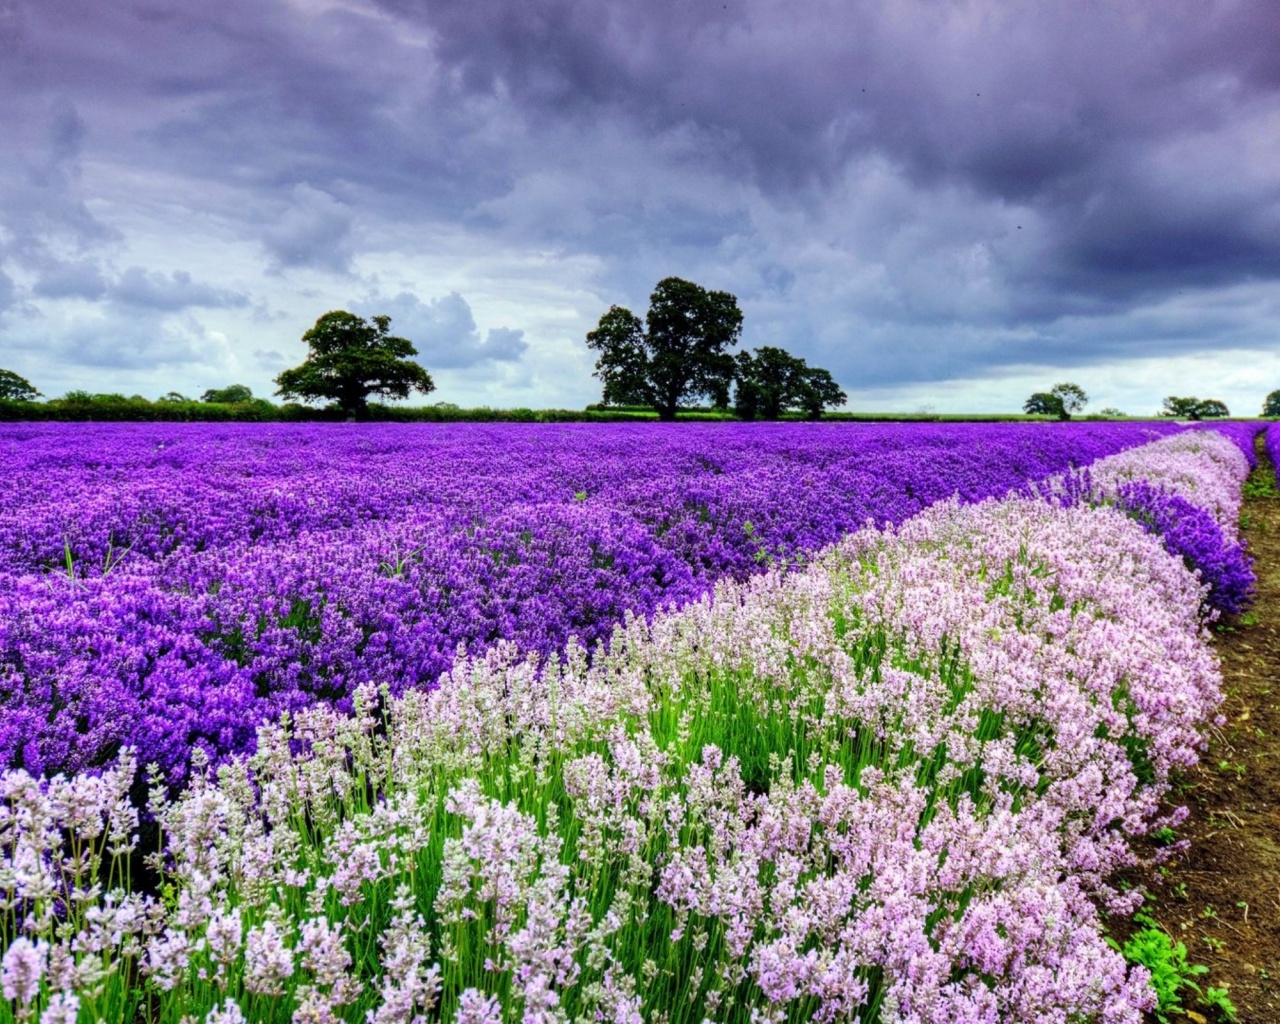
[0,420,1253,781]
[1113,480,1254,616]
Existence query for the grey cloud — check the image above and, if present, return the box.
[0,0,24,54]
[0,99,118,266]
[480,327,528,362]
[4,0,1280,400]
[29,259,248,310]
[758,264,796,297]
[32,260,108,300]
[381,0,1280,309]
[364,291,527,369]
[46,99,87,169]
[111,266,249,310]
[253,348,290,371]
[798,288,1280,393]
[3,0,512,222]
[262,185,355,274]
[15,309,232,371]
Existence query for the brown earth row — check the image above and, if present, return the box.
[1133,433,1280,1023]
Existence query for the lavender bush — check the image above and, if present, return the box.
[1032,428,1257,617]
[1267,421,1280,480]
[0,431,1238,1024]
[0,421,1201,782]
[1113,481,1254,615]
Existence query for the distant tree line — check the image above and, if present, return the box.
[1021,383,1241,420]
[0,390,737,425]
[1158,396,1231,420]
[5,283,1279,420]
[1,280,850,422]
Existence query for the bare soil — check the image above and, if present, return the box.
[1134,434,1280,1022]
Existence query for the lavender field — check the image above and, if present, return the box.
[0,419,1211,782]
[0,421,1263,1024]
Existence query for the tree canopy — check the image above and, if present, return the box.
[201,384,255,404]
[733,346,847,420]
[1160,396,1229,420]
[1023,382,1087,420]
[0,369,41,402]
[275,311,435,418]
[1263,390,1280,417]
[586,277,743,420]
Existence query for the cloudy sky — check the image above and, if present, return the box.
[2,0,1279,414]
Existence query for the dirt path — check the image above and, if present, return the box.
[1139,434,1280,1022]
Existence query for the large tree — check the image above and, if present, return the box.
[1264,390,1280,417]
[1023,382,1087,420]
[796,367,848,420]
[275,311,434,418]
[201,383,255,404]
[0,369,41,402]
[1160,396,1229,420]
[586,277,743,420]
[733,346,847,420]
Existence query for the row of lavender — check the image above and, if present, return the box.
[0,420,1227,782]
[0,428,1254,1024]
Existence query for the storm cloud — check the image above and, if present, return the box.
[0,0,1278,411]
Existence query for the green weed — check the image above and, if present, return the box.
[1109,914,1209,1022]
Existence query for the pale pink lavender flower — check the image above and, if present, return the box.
[297,917,356,1000]
[144,929,193,992]
[292,985,345,1024]
[40,991,80,1024]
[454,988,503,1024]
[1,937,45,1005]
[206,999,249,1024]
[243,917,294,996]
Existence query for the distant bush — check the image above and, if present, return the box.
[0,397,1111,424]
[0,396,285,422]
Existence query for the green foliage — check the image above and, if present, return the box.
[1161,396,1229,420]
[586,277,743,420]
[275,310,436,418]
[1109,913,1224,1023]
[1023,392,1064,418]
[0,368,40,402]
[1243,473,1279,499]
[1161,396,1200,418]
[0,394,285,422]
[733,345,847,420]
[0,400,747,424]
[1024,382,1087,420]
[1262,389,1280,417]
[1203,986,1239,1021]
[200,383,255,403]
